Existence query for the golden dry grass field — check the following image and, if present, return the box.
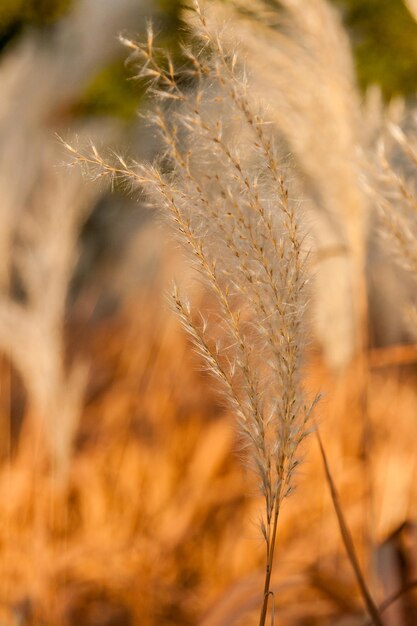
[1,266,417,625]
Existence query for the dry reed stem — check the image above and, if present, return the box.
[315,427,383,626]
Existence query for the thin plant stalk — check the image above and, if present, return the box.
[259,498,281,626]
[315,427,383,626]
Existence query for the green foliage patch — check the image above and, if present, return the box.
[331,0,417,97]
[72,57,145,120]
[0,0,72,49]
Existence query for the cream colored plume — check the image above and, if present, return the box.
[202,0,369,368]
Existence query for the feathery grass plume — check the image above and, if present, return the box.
[375,116,417,277]
[67,2,316,622]
[359,90,416,347]
[204,0,369,369]
[363,109,417,342]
